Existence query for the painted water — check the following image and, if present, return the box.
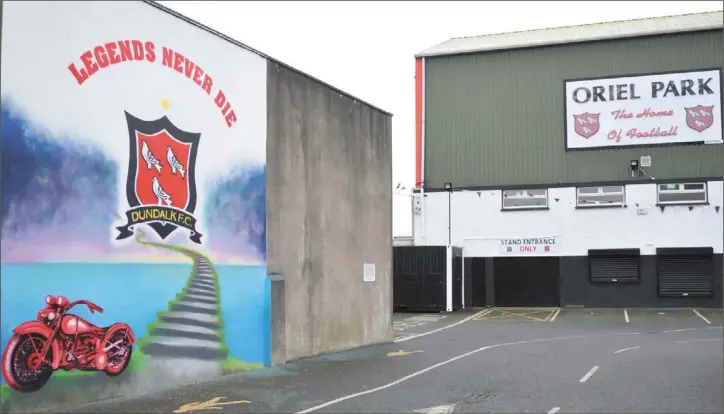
[0,262,270,383]
[216,264,271,366]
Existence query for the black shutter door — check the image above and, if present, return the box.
[657,248,714,298]
[590,257,640,283]
[588,249,640,283]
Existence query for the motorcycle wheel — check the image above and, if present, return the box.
[2,333,54,393]
[104,329,133,377]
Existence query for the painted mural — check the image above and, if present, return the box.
[1,1,268,410]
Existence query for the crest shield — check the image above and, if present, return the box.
[116,111,203,243]
[572,112,601,139]
[685,105,714,132]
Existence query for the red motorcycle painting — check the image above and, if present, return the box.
[2,295,135,392]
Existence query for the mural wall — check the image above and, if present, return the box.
[1,1,268,410]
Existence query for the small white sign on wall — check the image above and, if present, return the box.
[499,237,559,255]
[363,263,376,282]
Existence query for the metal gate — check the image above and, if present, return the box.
[657,247,714,298]
[393,246,447,311]
[589,249,641,284]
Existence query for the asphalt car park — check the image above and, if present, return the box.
[469,307,723,329]
[471,307,558,323]
[28,307,723,414]
[392,309,480,340]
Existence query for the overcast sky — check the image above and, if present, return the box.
[161,1,723,237]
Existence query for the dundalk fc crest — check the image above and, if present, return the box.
[116,111,203,244]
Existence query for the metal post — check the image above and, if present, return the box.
[448,190,452,246]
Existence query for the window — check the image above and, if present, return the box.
[576,185,625,207]
[501,189,548,210]
[657,182,708,205]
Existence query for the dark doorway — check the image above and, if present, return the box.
[469,258,487,307]
[452,247,463,311]
[393,246,447,312]
[493,257,560,307]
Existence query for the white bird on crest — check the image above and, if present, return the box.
[141,141,162,173]
[152,176,173,206]
[166,146,187,179]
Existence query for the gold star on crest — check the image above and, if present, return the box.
[161,99,171,110]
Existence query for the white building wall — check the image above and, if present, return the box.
[414,181,723,257]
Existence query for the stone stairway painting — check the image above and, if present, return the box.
[141,254,227,377]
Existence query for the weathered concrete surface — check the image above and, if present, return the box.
[268,273,286,366]
[266,61,394,362]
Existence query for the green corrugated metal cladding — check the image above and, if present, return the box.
[423,30,723,189]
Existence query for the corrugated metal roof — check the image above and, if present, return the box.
[415,10,723,58]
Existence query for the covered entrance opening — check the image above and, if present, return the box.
[493,257,560,307]
[467,257,487,307]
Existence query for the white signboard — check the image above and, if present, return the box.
[565,69,722,149]
[363,263,376,282]
[499,237,558,255]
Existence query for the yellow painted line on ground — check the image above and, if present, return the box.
[470,308,494,321]
[174,397,250,413]
[394,308,491,343]
[498,309,552,322]
[474,308,555,322]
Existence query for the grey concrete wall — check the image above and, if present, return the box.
[266,61,394,361]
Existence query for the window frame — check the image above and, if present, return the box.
[656,182,708,206]
[501,188,549,211]
[575,185,626,208]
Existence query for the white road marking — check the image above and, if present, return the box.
[549,309,560,322]
[662,327,698,333]
[623,309,629,323]
[676,338,722,344]
[295,332,639,414]
[579,366,599,383]
[394,322,426,331]
[693,309,711,324]
[414,404,457,414]
[394,309,490,343]
[661,326,723,333]
[614,346,639,354]
[547,407,561,414]
[407,315,447,323]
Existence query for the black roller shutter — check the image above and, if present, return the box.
[588,249,640,283]
[657,247,714,298]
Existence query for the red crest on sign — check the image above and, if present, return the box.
[572,112,601,139]
[134,131,192,210]
[684,105,715,132]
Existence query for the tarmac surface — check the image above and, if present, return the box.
[37,308,724,414]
